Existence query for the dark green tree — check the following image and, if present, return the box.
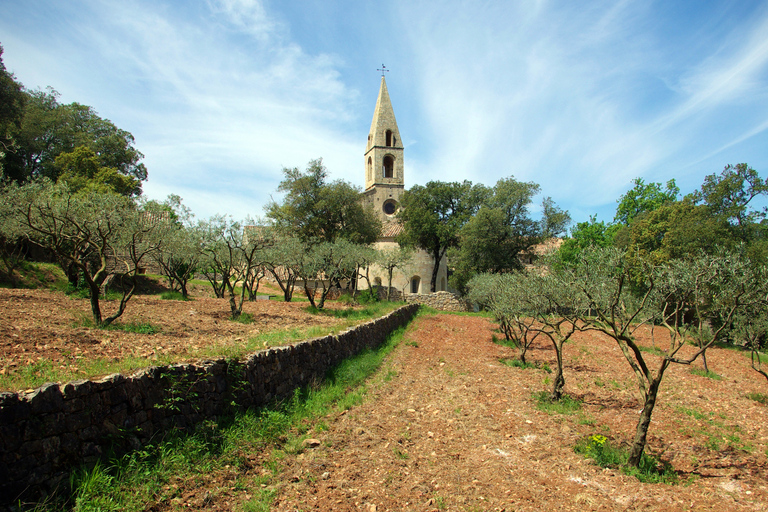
[4,87,146,195]
[397,180,487,292]
[266,158,381,245]
[450,177,569,293]
[0,44,26,179]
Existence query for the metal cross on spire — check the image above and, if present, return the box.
[377,64,389,77]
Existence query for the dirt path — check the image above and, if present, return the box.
[270,313,768,511]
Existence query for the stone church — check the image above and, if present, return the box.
[362,76,448,295]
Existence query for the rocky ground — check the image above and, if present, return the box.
[2,288,768,510]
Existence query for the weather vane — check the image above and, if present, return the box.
[377,64,389,77]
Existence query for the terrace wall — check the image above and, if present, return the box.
[0,304,419,506]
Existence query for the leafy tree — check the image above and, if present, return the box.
[614,178,679,226]
[197,216,273,318]
[451,177,569,293]
[266,158,381,245]
[0,180,164,325]
[567,246,760,467]
[148,197,200,299]
[557,215,618,265]
[260,235,305,302]
[55,146,140,196]
[377,245,414,301]
[4,87,146,195]
[298,239,360,309]
[690,163,768,243]
[0,45,26,178]
[467,268,581,401]
[397,180,487,292]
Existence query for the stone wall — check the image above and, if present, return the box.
[0,304,419,506]
[402,291,471,312]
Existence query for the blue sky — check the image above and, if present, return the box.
[2,0,768,227]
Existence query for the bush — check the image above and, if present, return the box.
[574,434,677,484]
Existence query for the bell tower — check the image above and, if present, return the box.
[363,74,405,221]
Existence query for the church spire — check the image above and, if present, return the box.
[366,76,403,154]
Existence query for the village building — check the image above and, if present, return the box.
[362,76,448,296]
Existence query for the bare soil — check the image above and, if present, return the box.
[260,314,768,511]
[0,285,346,390]
[2,290,768,510]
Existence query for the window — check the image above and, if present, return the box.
[367,157,372,181]
[383,199,397,216]
[374,277,382,286]
[410,276,421,294]
[383,156,394,178]
[386,130,392,147]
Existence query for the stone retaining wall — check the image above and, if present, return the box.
[403,291,471,312]
[0,304,419,506]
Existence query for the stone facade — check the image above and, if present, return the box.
[0,305,419,506]
[361,76,448,294]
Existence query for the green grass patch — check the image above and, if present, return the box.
[746,392,768,405]
[160,290,190,301]
[574,434,678,484]
[638,345,666,357]
[231,312,255,324]
[689,367,722,380]
[304,301,401,321]
[532,391,582,415]
[499,358,551,373]
[33,318,415,511]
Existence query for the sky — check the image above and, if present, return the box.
[2,0,768,228]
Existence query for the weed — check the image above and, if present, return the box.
[574,434,677,484]
[689,367,722,380]
[638,345,666,357]
[406,340,419,347]
[533,391,582,415]
[746,392,768,405]
[499,358,551,373]
[393,447,409,459]
[160,291,190,301]
[232,312,254,324]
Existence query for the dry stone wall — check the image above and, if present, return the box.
[0,304,419,507]
[403,291,471,312]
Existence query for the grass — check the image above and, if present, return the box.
[0,260,69,290]
[160,290,190,301]
[304,301,402,320]
[746,392,768,405]
[499,358,551,373]
[574,434,678,484]
[32,319,415,511]
[689,367,723,380]
[532,391,582,415]
[675,405,749,452]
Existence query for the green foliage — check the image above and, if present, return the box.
[356,287,380,304]
[397,179,486,292]
[746,392,768,405]
[160,290,190,301]
[574,434,677,484]
[265,158,381,244]
[532,391,581,414]
[557,215,619,265]
[614,177,679,226]
[0,44,26,179]
[4,86,146,194]
[689,367,722,380]
[450,177,569,292]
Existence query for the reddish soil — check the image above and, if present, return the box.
[0,286,346,391]
[3,289,768,510]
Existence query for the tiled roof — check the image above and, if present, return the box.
[381,220,404,238]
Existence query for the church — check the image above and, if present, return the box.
[362,75,448,296]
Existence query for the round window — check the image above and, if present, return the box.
[383,200,397,216]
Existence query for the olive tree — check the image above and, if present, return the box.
[0,180,164,326]
[569,246,761,467]
[197,216,273,319]
[377,245,414,301]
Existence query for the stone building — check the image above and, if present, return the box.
[362,76,447,295]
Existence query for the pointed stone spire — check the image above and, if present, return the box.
[367,76,403,153]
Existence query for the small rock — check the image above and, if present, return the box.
[321,472,330,480]
[303,438,321,448]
